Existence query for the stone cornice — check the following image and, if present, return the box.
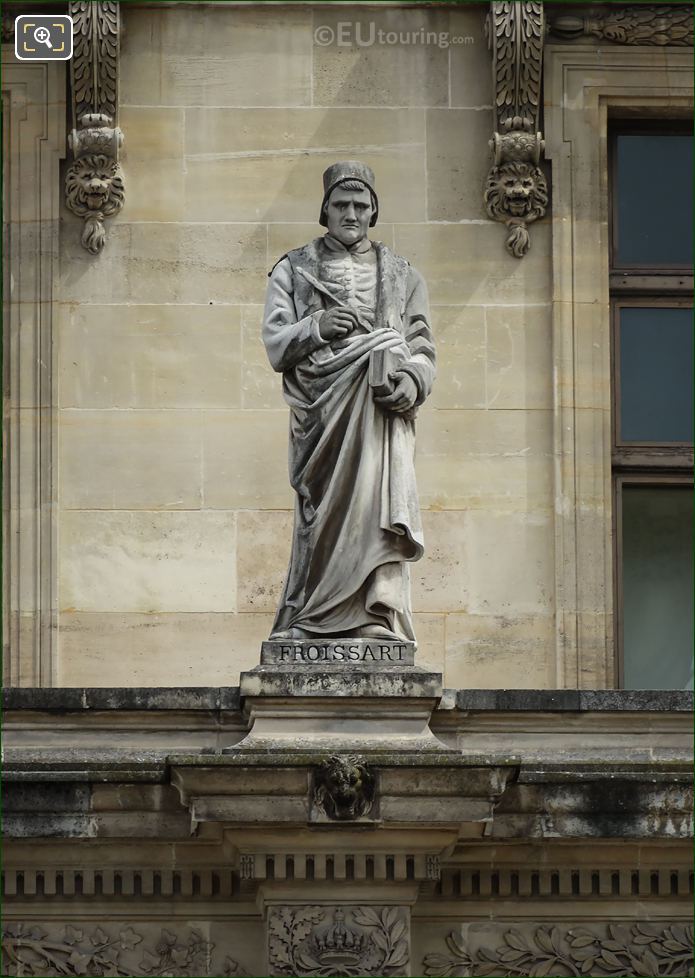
[3,687,692,712]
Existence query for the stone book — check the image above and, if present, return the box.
[368,345,396,397]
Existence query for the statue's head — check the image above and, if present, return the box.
[319,161,378,246]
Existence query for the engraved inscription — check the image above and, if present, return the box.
[261,639,415,666]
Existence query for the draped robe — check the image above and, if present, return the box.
[263,235,435,641]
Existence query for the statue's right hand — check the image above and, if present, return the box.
[318,306,359,341]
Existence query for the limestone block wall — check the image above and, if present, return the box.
[55,3,554,688]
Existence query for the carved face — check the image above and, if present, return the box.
[314,755,375,820]
[502,171,535,216]
[325,185,373,246]
[324,759,360,801]
[65,155,125,217]
[484,162,548,223]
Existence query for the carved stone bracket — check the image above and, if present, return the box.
[484,2,548,258]
[549,5,694,46]
[65,1,124,254]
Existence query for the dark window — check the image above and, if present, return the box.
[617,305,693,443]
[614,133,693,268]
[619,484,693,690]
[610,123,693,690]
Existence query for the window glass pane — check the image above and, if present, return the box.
[622,486,693,690]
[615,133,693,266]
[619,306,693,442]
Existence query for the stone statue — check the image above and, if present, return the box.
[263,161,435,643]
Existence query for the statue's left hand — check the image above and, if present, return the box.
[374,372,418,414]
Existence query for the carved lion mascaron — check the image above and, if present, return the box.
[65,154,125,218]
[313,755,376,821]
[484,161,549,258]
[65,154,125,255]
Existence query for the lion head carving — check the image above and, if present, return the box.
[313,754,375,821]
[484,161,548,223]
[65,154,125,255]
[65,154,125,218]
[484,162,548,257]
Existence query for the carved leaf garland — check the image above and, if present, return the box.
[423,922,694,977]
[269,906,327,975]
[70,1,119,121]
[550,5,693,46]
[2,924,246,978]
[96,2,119,118]
[70,2,93,120]
[2,923,142,977]
[489,2,544,131]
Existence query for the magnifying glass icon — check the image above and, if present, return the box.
[33,26,53,48]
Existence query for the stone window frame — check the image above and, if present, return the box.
[543,45,693,689]
[2,51,65,685]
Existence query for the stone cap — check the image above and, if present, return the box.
[239,664,442,699]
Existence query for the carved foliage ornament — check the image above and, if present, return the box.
[1,924,245,977]
[550,6,694,46]
[488,1,544,132]
[71,0,119,122]
[65,2,124,254]
[423,922,694,977]
[313,754,376,821]
[268,906,409,977]
[485,2,547,258]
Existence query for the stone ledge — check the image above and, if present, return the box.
[2,687,242,711]
[452,689,694,712]
[3,687,692,712]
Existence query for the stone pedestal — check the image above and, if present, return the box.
[234,639,446,752]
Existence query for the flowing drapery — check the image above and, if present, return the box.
[263,238,435,640]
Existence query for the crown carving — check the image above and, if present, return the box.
[310,909,369,968]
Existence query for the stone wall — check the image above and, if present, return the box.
[54,2,554,688]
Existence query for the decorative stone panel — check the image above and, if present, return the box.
[267,905,410,977]
[1,923,247,977]
[549,5,694,46]
[422,921,694,977]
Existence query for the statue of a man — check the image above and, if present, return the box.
[263,161,435,642]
